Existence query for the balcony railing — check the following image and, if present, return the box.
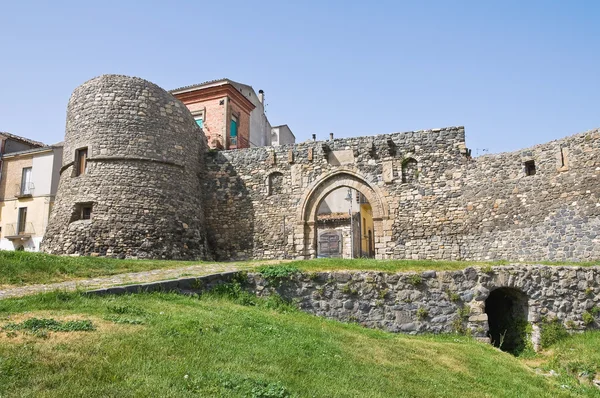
[14,183,34,198]
[4,222,35,239]
[229,135,249,149]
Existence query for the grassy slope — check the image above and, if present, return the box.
[1,251,598,287]
[526,332,600,394]
[283,258,600,273]
[0,251,204,286]
[0,292,592,397]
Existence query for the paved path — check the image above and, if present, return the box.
[0,262,264,300]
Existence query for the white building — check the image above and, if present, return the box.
[0,144,63,251]
[271,124,296,146]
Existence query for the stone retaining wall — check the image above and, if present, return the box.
[247,266,600,349]
[86,265,600,350]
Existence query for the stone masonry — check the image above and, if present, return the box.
[84,266,600,350]
[42,74,600,262]
[205,128,600,262]
[245,266,600,349]
[42,75,210,259]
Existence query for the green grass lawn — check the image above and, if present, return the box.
[0,251,205,286]
[0,290,597,397]
[281,257,600,273]
[0,251,598,288]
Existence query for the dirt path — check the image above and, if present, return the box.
[0,262,262,300]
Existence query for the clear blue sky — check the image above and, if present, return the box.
[1,0,598,154]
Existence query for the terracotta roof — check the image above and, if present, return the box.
[169,78,231,94]
[0,131,45,148]
[317,212,351,221]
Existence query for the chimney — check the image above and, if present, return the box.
[258,89,265,104]
[329,133,334,140]
[312,134,316,142]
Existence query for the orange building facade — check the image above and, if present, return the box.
[171,80,255,150]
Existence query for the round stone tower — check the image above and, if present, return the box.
[42,75,210,259]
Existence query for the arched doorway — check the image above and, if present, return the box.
[485,287,529,355]
[296,170,388,259]
[314,187,375,259]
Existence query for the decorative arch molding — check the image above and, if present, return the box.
[297,168,390,223]
[294,168,391,259]
[401,152,423,164]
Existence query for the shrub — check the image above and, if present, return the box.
[540,318,569,349]
[257,265,300,281]
[457,306,471,319]
[480,265,493,274]
[408,274,422,286]
[582,311,595,325]
[315,286,325,298]
[186,373,294,397]
[208,281,295,312]
[210,282,257,307]
[452,316,466,334]
[307,272,319,280]
[416,307,428,320]
[448,291,461,302]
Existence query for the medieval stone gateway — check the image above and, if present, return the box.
[42,74,600,262]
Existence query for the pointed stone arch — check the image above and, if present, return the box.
[295,169,390,259]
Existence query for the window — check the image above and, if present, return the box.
[230,114,239,147]
[524,160,536,176]
[268,172,284,195]
[20,167,32,196]
[17,207,27,234]
[81,205,92,220]
[192,109,205,129]
[402,158,418,183]
[71,202,93,222]
[75,148,88,176]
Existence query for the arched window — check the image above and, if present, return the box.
[402,158,418,183]
[268,172,284,196]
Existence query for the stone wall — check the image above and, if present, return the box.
[204,127,469,260]
[204,127,600,262]
[42,75,210,259]
[84,265,600,350]
[458,132,600,261]
[43,75,600,262]
[247,266,600,349]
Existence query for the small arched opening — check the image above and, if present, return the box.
[267,172,284,196]
[401,158,418,183]
[485,287,529,355]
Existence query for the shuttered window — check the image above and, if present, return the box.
[76,148,88,176]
